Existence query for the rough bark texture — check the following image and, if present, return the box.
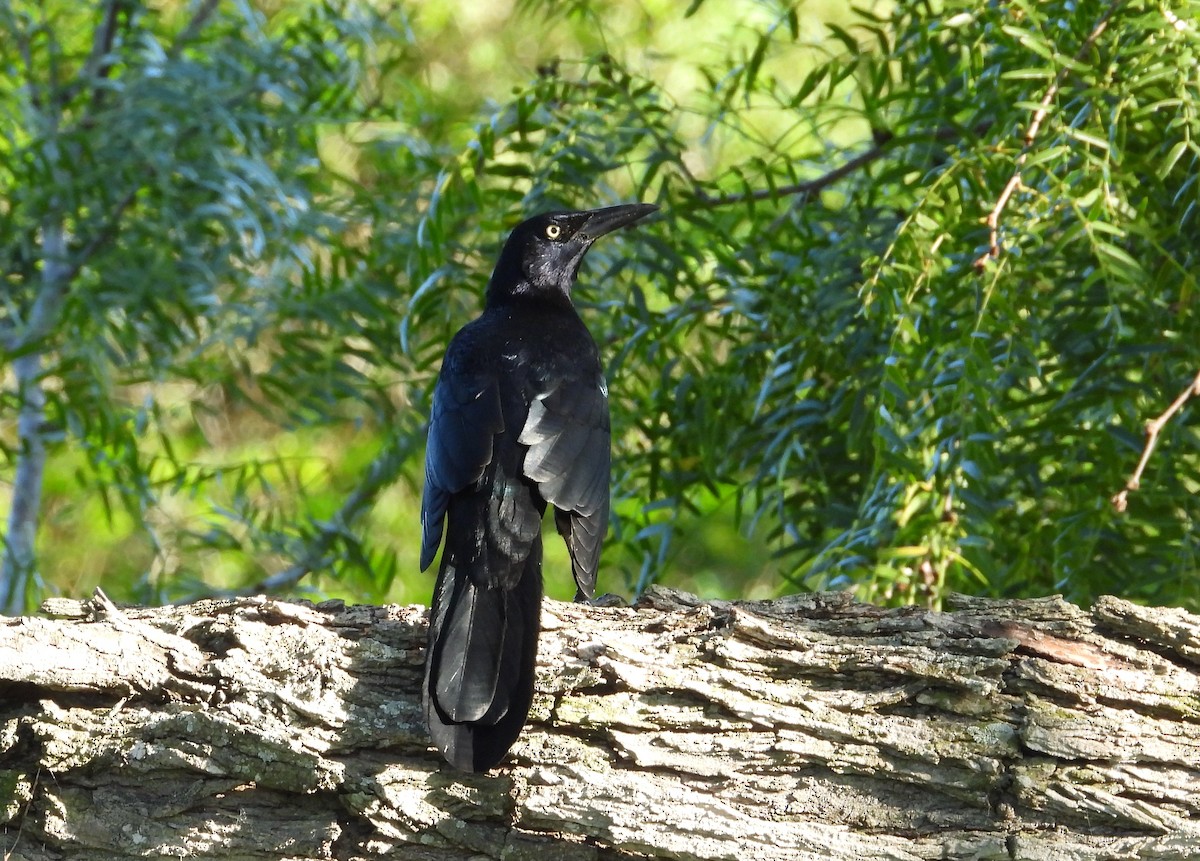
[1,587,1199,860]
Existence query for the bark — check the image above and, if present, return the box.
[1,587,1199,861]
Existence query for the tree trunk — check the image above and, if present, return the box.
[1,587,1198,860]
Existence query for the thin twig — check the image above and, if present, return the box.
[1111,368,1200,512]
[694,125,988,210]
[0,765,39,861]
[12,15,42,112]
[60,189,138,284]
[60,0,128,111]
[170,0,221,56]
[86,0,125,114]
[235,431,424,597]
[974,0,1123,268]
[695,136,893,208]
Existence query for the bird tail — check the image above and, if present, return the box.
[422,541,542,772]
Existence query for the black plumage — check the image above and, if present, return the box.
[420,203,657,772]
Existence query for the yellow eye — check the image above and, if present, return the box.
[545,224,562,239]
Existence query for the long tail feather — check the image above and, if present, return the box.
[423,542,542,772]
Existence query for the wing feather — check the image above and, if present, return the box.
[520,372,610,596]
[420,369,505,571]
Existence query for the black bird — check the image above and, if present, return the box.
[420,202,657,772]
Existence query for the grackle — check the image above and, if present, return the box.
[420,203,658,772]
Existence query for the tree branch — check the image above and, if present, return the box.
[59,0,129,112]
[238,428,425,596]
[1111,367,1200,513]
[1,224,71,615]
[973,0,1123,268]
[691,125,987,210]
[4,589,1200,858]
[0,1,141,613]
[85,0,126,115]
[694,133,895,209]
[59,188,139,285]
[10,12,43,112]
[0,0,246,611]
[170,0,222,57]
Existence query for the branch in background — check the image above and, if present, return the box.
[11,13,43,112]
[692,125,987,210]
[2,2,228,613]
[236,431,424,597]
[694,133,895,209]
[61,188,138,284]
[1,224,71,615]
[0,3,146,613]
[59,0,129,112]
[171,0,221,56]
[1111,368,1200,513]
[62,0,214,120]
[973,0,1122,268]
[88,0,125,81]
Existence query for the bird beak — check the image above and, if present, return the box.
[578,203,658,242]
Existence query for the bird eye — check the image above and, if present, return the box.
[545,224,562,240]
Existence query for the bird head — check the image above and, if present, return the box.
[487,203,658,306]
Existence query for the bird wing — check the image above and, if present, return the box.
[420,366,506,571]
[518,371,610,598]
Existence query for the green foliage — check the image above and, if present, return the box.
[2,0,1198,611]
[0,0,413,608]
